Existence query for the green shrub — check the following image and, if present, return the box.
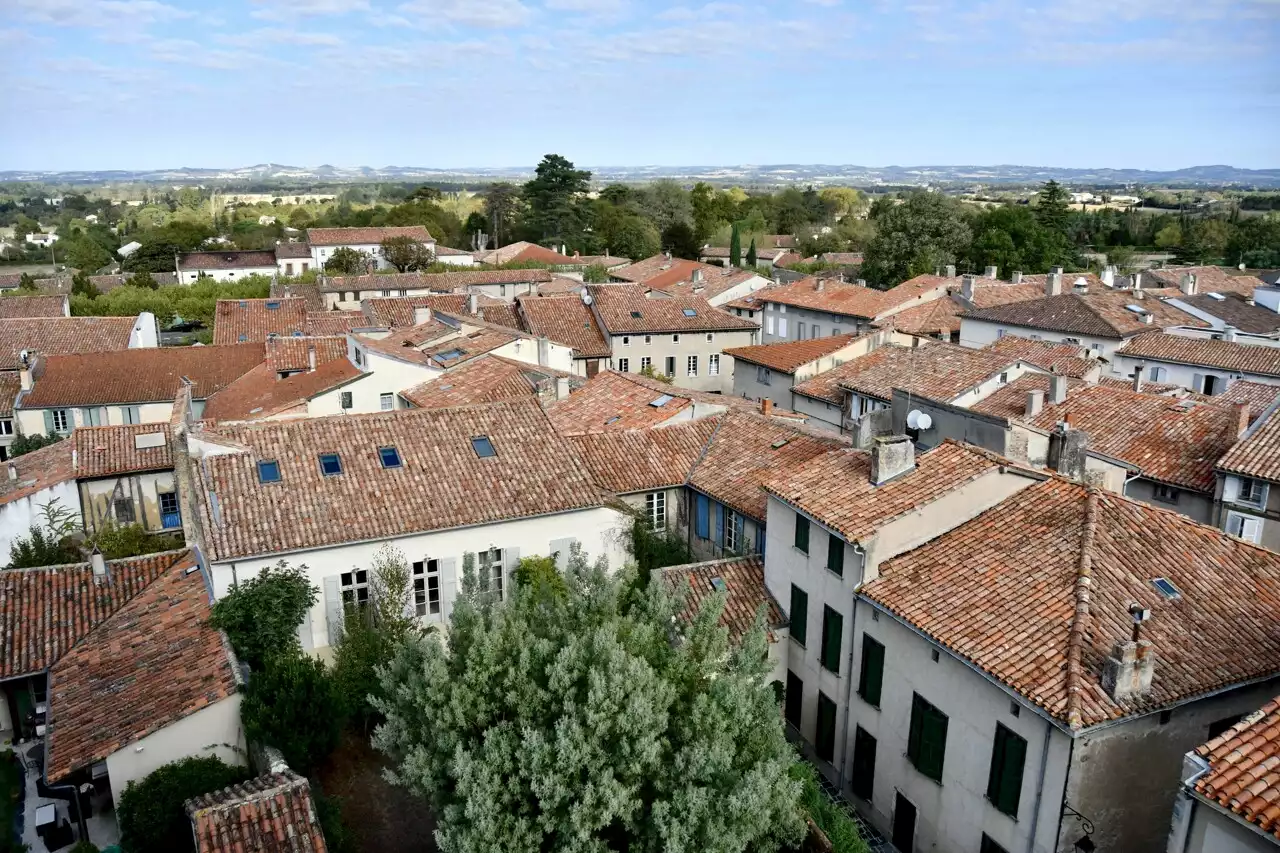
[791,763,870,853]
[242,652,344,774]
[117,756,249,853]
[8,432,63,459]
[92,523,182,560]
[207,561,318,670]
[6,525,78,569]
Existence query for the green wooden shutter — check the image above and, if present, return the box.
[821,606,842,673]
[908,695,924,766]
[790,585,808,646]
[851,726,876,802]
[785,670,803,728]
[827,532,844,576]
[795,514,809,553]
[987,724,1027,816]
[909,694,948,782]
[43,409,55,434]
[858,636,885,706]
[815,692,836,762]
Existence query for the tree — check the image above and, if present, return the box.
[661,221,701,260]
[1035,180,1071,236]
[463,211,489,246]
[745,237,757,267]
[408,185,443,202]
[207,561,319,670]
[1106,245,1137,273]
[7,498,81,569]
[729,222,742,267]
[121,242,179,274]
[639,363,672,384]
[117,756,250,853]
[522,154,591,243]
[861,191,972,286]
[373,545,805,853]
[635,179,693,232]
[1154,222,1183,250]
[324,246,371,275]
[126,270,159,290]
[18,273,37,291]
[483,182,522,246]
[7,432,63,458]
[582,263,609,283]
[242,651,344,774]
[71,269,100,297]
[380,236,434,272]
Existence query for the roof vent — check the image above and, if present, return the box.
[771,437,791,450]
[630,310,643,319]
[1206,292,1226,301]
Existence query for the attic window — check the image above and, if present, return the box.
[649,394,674,407]
[379,446,402,469]
[1124,304,1150,315]
[771,437,792,450]
[437,348,464,361]
[319,453,343,476]
[238,300,248,308]
[266,300,280,310]
[710,577,727,592]
[257,460,281,483]
[1206,292,1226,301]
[630,311,643,319]
[1151,577,1181,599]
[605,415,622,424]
[682,308,697,317]
[471,436,497,458]
[238,334,247,343]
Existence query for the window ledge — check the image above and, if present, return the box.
[905,759,944,787]
[856,695,880,711]
[984,797,1019,822]
[789,637,806,650]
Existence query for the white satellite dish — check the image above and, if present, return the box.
[907,410,932,430]
[918,412,933,430]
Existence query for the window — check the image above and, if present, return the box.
[257,460,281,483]
[858,635,885,706]
[795,322,805,340]
[339,291,347,303]
[1227,511,1263,543]
[687,355,698,377]
[665,356,676,376]
[826,532,844,576]
[500,284,507,297]
[766,315,776,335]
[758,366,772,385]
[706,332,714,343]
[980,836,1010,853]
[908,693,949,782]
[340,391,353,410]
[341,569,370,607]
[122,406,141,425]
[412,558,441,616]
[640,356,651,371]
[778,318,788,337]
[1153,483,1178,504]
[851,726,876,801]
[709,354,719,376]
[618,358,630,372]
[1063,337,1081,346]
[319,453,343,476]
[285,263,294,276]
[672,333,680,343]
[51,409,69,433]
[999,372,1009,384]
[472,436,496,458]
[380,393,394,411]
[0,420,11,436]
[987,724,1027,817]
[794,514,810,554]
[379,446,402,469]
[238,334,248,342]
[113,497,135,524]
[815,692,837,762]
[785,670,803,728]
[353,348,364,367]
[644,335,652,344]
[682,308,697,318]
[479,547,504,601]
[996,328,1006,339]
[1238,477,1266,506]
[646,490,666,531]
[1150,366,1167,382]
[723,509,742,553]
[622,336,631,347]
[820,606,843,673]
[790,584,808,646]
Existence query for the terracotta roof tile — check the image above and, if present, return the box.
[1193,696,1280,838]
[0,316,144,370]
[546,371,694,434]
[539,276,585,296]
[875,274,952,315]
[21,344,264,407]
[274,242,311,259]
[73,424,173,478]
[987,336,1097,378]
[202,360,363,423]
[360,294,517,329]
[0,373,19,418]
[877,297,965,337]
[400,355,578,409]
[178,250,277,271]
[1217,380,1280,423]
[474,241,587,266]
[307,225,432,246]
[0,295,66,319]
[213,299,309,345]
[970,373,1085,421]
[0,550,182,679]
[659,268,761,301]
[187,770,328,853]
[1174,292,1280,335]
[659,556,785,642]
[968,284,1055,308]
[196,400,608,560]
[1146,266,1264,297]
[1119,332,1280,378]
[322,268,552,294]
[756,277,889,320]
[607,254,705,283]
[265,337,349,374]
[569,419,720,494]
[46,552,240,781]
[0,437,75,507]
[304,312,369,336]
[587,284,757,334]
[516,294,610,358]
[723,333,860,374]
[356,325,519,370]
[833,341,1018,403]
[1217,402,1280,482]
[964,292,1206,339]
[865,480,1280,728]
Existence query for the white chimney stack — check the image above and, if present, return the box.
[984,265,998,280]
[1223,326,1238,343]
[555,376,570,401]
[1180,273,1198,296]
[412,306,432,326]
[1132,272,1143,291]
[6,463,16,481]
[1101,267,1115,288]
[945,264,956,278]
[1045,273,1063,297]
[1025,388,1044,418]
[1132,365,1143,393]
[91,547,107,580]
[961,275,976,301]
[468,291,479,314]
[1049,373,1068,404]
[307,345,316,372]
[1012,271,1023,284]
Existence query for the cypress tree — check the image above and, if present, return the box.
[746,238,757,267]
[729,222,742,267]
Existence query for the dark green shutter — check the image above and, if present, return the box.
[851,726,876,801]
[827,532,844,576]
[858,635,885,706]
[987,724,1027,816]
[820,606,842,673]
[794,514,809,553]
[790,585,808,646]
[909,693,948,782]
[785,670,803,728]
[815,692,836,762]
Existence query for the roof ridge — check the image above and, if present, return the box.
[1065,485,1099,731]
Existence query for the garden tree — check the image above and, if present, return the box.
[861,190,972,287]
[60,232,113,272]
[18,273,37,291]
[819,186,866,219]
[1227,215,1280,266]
[834,215,877,251]
[1154,222,1183,250]
[126,270,159,290]
[373,544,806,853]
[464,211,489,244]
[690,182,734,243]
[661,220,701,260]
[7,432,62,458]
[1034,180,1071,237]
[635,179,693,232]
[745,238,757,267]
[72,275,270,329]
[598,183,634,206]
[288,207,313,228]
[729,221,742,267]
[242,651,344,774]
[1178,219,1230,263]
[324,246,371,274]
[523,155,591,246]
[408,185,444,202]
[511,553,568,599]
[582,263,609,283]
[639,363,672,384]
[207,560,319,670]
[71,269,99,297]
[380,235,435,272]
[627,517,692,573]
[483,182,522,246]
[122,241,181,274]
[117,756,250,853]
[1105,245,1137,273]
[964,206,1070,275]
[590,201,661,261]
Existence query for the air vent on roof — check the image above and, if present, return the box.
[771,437,791,450]
[1151,577,1181,599]
[606,415,621,424]
[649,394,674,407]
[1124,304,1149,315]
[1206,292,1226,301]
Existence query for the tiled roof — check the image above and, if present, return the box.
[576,254,630,268]
[474,241,586,266]
[321,268,552,294]
[202,360,363,423]
[877,296,965,337]
[964,292,1205,339]
[970,373,1085,421]
[811,252,863,265]
[773,252,803,268]
[539,276,585,296]
[586,284,757,334]
[701,245,788,261]
[765,442,1001,543]
[0,438,75,507]
[1146,266,1263,297]
[73,424,173,478]
[178,250,277,271]
[307,226,433,246]
[213,299,309,345]
[1017,272,1105,292]
[661,269,763,302]
[756,277,889,320]
[0,316,143,370]
[764,235,797,249]
[432,244,472,256]
[187,770,328,853]
[1030,384,1243,491]
[399,355,577,409]
[568,419,720,494]
[546,370,693,434]
[608,255,707,284]
[304,312,368,336]
[0,550,183,680]
[659,556,785,642]
[0,373,19,418]
[270,281,324,310]
[21,344,264,407]
[265,336,349,374]
[876,274,951,314]
[359,294,515,329]
[1174,292,1280,335]
[0,295,66,319]
[274,242,311,259]
[987,335,1097,378]
[1217,402,1280,482]
[1193,696,1280,838]
[833,341,1018,403]
[968,283,1055,309]
[723,333,860,374]
[46,552,240,781]
[865,480,1280,728]
[1217,380,1280,423]
[195,400,608,560]
[688,411,846,522]
[1119,332,1280,378]
[516,294,610,358]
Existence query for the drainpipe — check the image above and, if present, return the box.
[39,773,89,843]
[1054,737,1078,852]
[1026,715,1053,853]
[836,543,866,791]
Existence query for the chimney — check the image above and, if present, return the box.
[1132,272,1142,291]
[1223,325,1238,343]
[1047,421,1088,480]
[692,268,704,283]
[1180,273,1198,296]
[19,353,34,391]
[816,280,825,292]
[1025,388,1044,418]
[945,264,956,278]
[1101,267,1115,288]
[1102,604,1155,702]
[961,274,976,301]
[91,547,107,582]
[761,398,774,417]
[1012,271,1023,284]
[555,376,570,401]
[468,291,479,314]
[984,265,998,280]
[1045,272,1063,297]
[412,305,432,326]
[1131,365,1143,393]
[1237,402,1251,438]
[870,435,916,485]
[1049,373,1069,404]
[856,279,866,287]
[1051,266,1064,276]
[6,463,16,481]
[537,336,551,366]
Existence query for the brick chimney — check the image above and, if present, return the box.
[870,435,915,485]
[1102,604,1155,702]
[961,274,976,301]
[1025,388,1044,418]
[761,398,774,417]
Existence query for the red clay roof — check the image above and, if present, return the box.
[0,295,66,319]
[0,316,143,370]
[607,254,705,283]
[970,373,1085,421]
[1217,403,1280,482]
[756,277,889,320]
[213,298,309,346]
[178,250,277,271]
[878,297,966,337]
[546,371,694,434]
[0,438,75,507]
[1145,266,1263,297]
[587,284,757,334]
[1217,380,1280,424]
[1120,332,1280,378]
[517,294,610,358]
[399,355,577,409]
[307,225,433,246]
[305,311,368,336]
[0,373,19,418]
[987,336,1097,378]
[202,360,363,423]
[265,336,349,374]
[724,333,860,374]
[187,770,328,853]
[22,344,264,407]
[964,292,1205,339]
[274,242,311,259]
[360,293,514,329]
[46,551,240,781]
[323,268,552,294]
[659,556,786,642]
[73,424,173,478]
[568,419,720,494]
[1193,696,1280,838]
[833,341,1018,404]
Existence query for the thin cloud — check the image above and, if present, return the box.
[250,0,371,20]
[397,0,533,28]
[217,27,344,46]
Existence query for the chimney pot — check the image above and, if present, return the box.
[984,265,998,280]
[856,278,866,287]
[1223,325,1238,343]
[1132,272,1143,291]
[1051,266,1064,276]
[1045,273,1063,297]
[945,264,956,278]
[961,274,976,301]
[1025,388,1044,418]
[1132,365,1144,393]
[1012,271,1023,284]
[761,398,774,417]
[870,434,916,485]
[555,376,570,401]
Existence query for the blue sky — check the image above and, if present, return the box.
[2,0,1278,171]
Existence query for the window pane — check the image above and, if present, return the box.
[858,635,885,706]
[379,447,402,468]
[790,585,808,646]
[319,453,343,476]
[257,460,281,483]
[820,606,842,673]
[472,436,496,458]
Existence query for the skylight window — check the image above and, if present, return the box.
[682,308,697,317]
[630,311,643,318]
[649,394,674,407]
[1206,292,1226,301]
[605,415,622,424]
[1125,304,1150,315]
[257,460,281,483]
[710,577,727,592]
[379,447,402,469]
[319,453,343,476]
[771,437,792,450]
[266,300,280,310]
[1151,577,1181,599]
[437,348,464,361]
[238,300,248,308]
[471,436,496,458]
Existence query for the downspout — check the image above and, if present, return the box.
[1026,715,1053,853]
[836,543,866,791]
[1054,736,1077,852]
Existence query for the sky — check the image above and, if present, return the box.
[2,0,1278,172]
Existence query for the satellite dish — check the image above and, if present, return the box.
[907,409,922,430]
[918,412,933,430]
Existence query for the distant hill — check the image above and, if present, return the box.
[3,162,1279,187]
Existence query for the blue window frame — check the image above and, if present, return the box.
[257,460,281,483]
[319,453,343,476]
[471,436,496,458]
[695,493,710,539]
[379,446,402,469]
